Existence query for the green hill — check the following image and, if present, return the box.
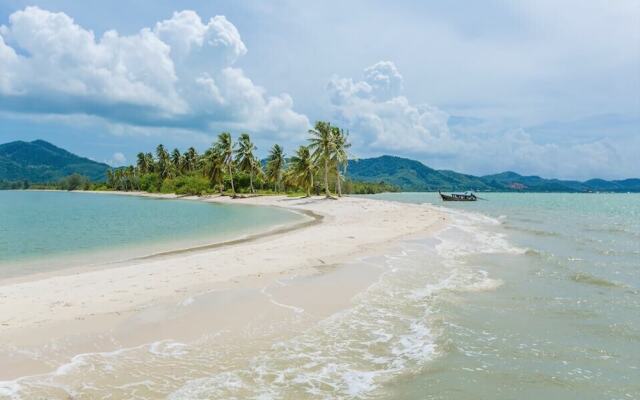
[348,156,639,192]
[2,140,637,192]
[0,140,109,182]
[347,156,493,191]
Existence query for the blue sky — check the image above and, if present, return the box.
[0,0,638,179]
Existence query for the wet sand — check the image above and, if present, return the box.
[0,194,447,379]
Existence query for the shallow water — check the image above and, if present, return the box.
[1,193,638,399]
[0,191,303,277]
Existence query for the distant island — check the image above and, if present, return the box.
[1,130,639,193]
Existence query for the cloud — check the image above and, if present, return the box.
[109,152,127,166]
[0,7,309,137]
[328,61,638,179]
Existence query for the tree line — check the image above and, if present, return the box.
[106,121,376,197]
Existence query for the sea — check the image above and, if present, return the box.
[0,192,638,399]
[0,191,304,278]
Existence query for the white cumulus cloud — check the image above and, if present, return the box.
[109,152,127,166]
[328,61,636,179]
[0,7,309,137]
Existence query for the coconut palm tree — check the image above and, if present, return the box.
[124,165,137,191]
[203,147,225,193]
[331,127,351,197]
[286,145,315,197]
[266,144,286,192]
[136,152,150,174]
[144,152,155,173]
[308,121,335,198]
[235,133,258,193]
[106,169,115,188]
[155,144,170,179]
[214,132,236,196]
[184,147,198,172]
[171,148,183,173]
[113,168,125,191]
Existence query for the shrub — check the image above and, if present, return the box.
[139,173,162,192]
[160,178,176,194]
[173,175,211,195]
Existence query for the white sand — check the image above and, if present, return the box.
[0,194,446,342]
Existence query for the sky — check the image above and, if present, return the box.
[0,0,638,180]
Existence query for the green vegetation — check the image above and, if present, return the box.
[4,138,638,194]
[100,121,387,197]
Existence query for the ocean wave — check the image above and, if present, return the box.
[502,224,562,237]
[3,214,513,399]
[569,272,626,289]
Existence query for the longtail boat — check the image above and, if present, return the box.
[439,191,477,201]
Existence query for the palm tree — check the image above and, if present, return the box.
[156,144,170,179]
[214,132,236,196]
[266,144,286,192]
[331,127,351,197]
[308,121,335,198]
[136,152,152,174]
[235,133,258,193]
[184,147,198,172]
[124,165,137,191]
[113,168,125,191]
[106,169,115,188]
[146,153,155,172]
[203,147,225,193]
[171,148,183,173]
[286,145,316,197]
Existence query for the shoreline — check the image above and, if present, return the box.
[0,192,448,380]
[0,191,322,286]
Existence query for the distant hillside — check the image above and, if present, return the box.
[347,156,494,191]
[0,140,109,182]
[348,155,640,192]
[2,140,637,192]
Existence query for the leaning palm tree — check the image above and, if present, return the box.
[235,133,258,193]
[214,132,236,196]
[286,145,316,197]
[308,121,335,198]
[266,144,286,192]
[331,127,351,197]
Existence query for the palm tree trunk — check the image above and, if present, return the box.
[249,172,254,193]
[336,164,342,197]
[323,157,329,197]
[228,164,235,196]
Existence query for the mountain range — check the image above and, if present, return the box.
[1,140,638,192]
[346,155,640,192]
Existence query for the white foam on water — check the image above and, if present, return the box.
[260,284,305,314]
[148,340,188,357]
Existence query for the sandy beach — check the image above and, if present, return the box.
[0,194,447,380]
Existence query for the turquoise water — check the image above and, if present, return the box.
[369,193,640,399]
[0,191,303,278]
[1,193,638,399]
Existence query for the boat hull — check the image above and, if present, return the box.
[439,192,477,201]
